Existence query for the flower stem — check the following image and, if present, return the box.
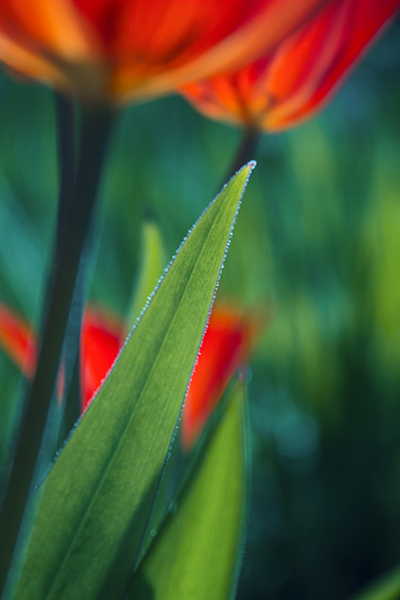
[0,104,114,596]
[226,127,260,180]
[54,93,83,436]
[55,93,76,254]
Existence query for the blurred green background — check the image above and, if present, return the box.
[0,17,400,600]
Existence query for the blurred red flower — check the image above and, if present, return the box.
[181,0,400,131]
[0,300,263,447]
[0,0,332,103]
[181,303,262,450]
[80,306,121,408]
[0,0,329,103]
[0,0,331,103]
[0,303,37,380]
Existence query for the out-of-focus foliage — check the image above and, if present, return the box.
[0,16,399,600]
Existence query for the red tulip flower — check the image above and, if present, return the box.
[0,300,262,448]
[0,0,331,103]
[181,304,261,450]
[78,307,121,408]
[181,0,400,131]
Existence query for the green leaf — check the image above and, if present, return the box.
[350,566,400,600]
[126,218,166,331]
[129,378,249,600]
[12,163,255,600]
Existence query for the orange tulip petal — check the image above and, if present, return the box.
[0,0,98,59]
[0,33,73,88]
[0,301,37,378]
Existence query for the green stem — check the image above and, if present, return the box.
[55,93,76,254]
[0,104,114,597]
[54,93,83,435]
[225,127,260,181]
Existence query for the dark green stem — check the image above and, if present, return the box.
[54,93,83,433]
[225,127,260,182]
[0,104,114,597]
[55,93,76,254]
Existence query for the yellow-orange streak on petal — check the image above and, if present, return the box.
[182,59,276,129]
[181,80,245,127]
[0,0,99,60]
[0,33,72,87]
[0,32,110,102]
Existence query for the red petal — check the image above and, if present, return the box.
[182,0,400,131]
[0,0,329,101]
[0,301,123,412]
[80,306,122,410]
[181,304,265,451]
[0,301,37,378]
[266,0,400,129]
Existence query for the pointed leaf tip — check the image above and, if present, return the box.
[234,160,256,180]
